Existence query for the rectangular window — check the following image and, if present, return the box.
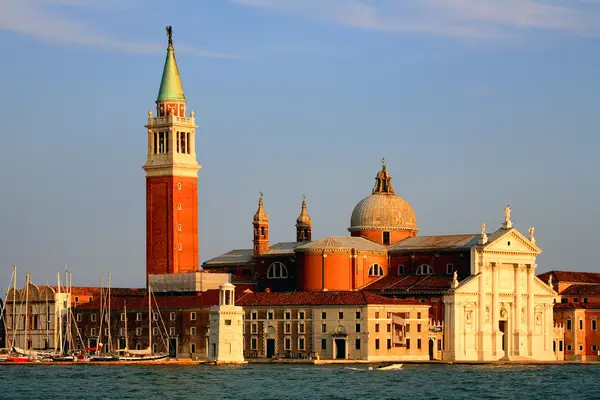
[299,337,305,350]
[76,314,82,322]
[406,323,411,333]
[387,339,392,349]
[592,345,597,352]
[153,327,158,336]
[299,311,305,320]
[284,337,291,351]
[285,323,291,334]
[355,339,361,350]
[446,264,454,274]
[398,265,405,275]
[89,296,93,302]
[355,311,360,319]
[567,344,572,351]
[580,320,583,330]
[135,327,142,336]
[406,339,411,349]
[559,341,563,351]
[251,323,258,334]
[251,311,257,320]
[387,324,391,333]
[417,339,422,349]
[268,311,274,320]
[105,328,109,337]
[321,339,326,350]
[136,313,142,321]
[438,341,442,351]
[561,298,568,303]
[191,343,196,353]
[338,312,344,319]
[375,311,380,318]
[322,324,326,333]
[383,231,390,245]
[375,339,380,350]
[225,319,232,326]
[387,312,391,319]
[567,319,572,330]
[191,327,196,336]
[251,336,257,350]
[299,323,305,334]
[120,313,126,322]
[285,311,291,320]
[153,312,158,321]
[417,312,422,319]
[356,324,361,333]
[119,327,125,336]
[574,298,578,303]
[321,311,326,319]
[91,328,96,336]
[417,324,422,333]
[375,323,380,333]
[170,327,176,336]
[74,296,79,303]
[190,312,196,321]
[170,312,176,321]
[593,320,597,331]
[91,314,97,322]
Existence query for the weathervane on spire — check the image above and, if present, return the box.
[382,157,386,170]
[259,191,263,200]
[166,26,173,46]
[302,194,306,202]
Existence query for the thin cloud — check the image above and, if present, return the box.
[232,0,599,39]
[0,0,242,58]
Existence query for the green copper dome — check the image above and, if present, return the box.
[157,28,186,102]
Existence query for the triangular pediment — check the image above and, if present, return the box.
[482,228,541,254]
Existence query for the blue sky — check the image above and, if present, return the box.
[1,0,599,288]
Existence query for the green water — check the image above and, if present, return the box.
[0,363,598,399]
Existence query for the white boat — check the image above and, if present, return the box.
[376,363,403,371]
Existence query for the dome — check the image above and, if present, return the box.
[348,159,418,232]
[349,194,417,232]
[253,192,269,223]
[296,196,312,226]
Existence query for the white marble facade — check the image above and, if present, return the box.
[443,212,557,361]
[208,283,246,364]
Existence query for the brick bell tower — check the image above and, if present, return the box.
[143,26,201,282]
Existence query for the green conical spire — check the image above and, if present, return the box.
[157,26,186,102]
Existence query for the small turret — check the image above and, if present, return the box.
[296,195,312,242]
[253,192,269,255]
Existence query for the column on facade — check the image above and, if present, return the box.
[514,265,522,332]
[478,265,485,333]
[148,128,154,157]
[188,131,195,155]
[492,263,499,331]
[527,264,535,356]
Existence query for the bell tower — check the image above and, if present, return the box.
[296,195,312,242]
[252,192,269,255]
[143,26,201,283]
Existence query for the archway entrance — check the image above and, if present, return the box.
[266,339,275,358]
[499,321,507,352]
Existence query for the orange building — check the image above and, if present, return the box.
[538,270,600,360]
[203,160,478,325]
[143,29,201,282]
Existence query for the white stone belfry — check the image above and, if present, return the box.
[208,283,246,364]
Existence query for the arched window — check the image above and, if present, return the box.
[260,226,266,236]
[267,262,288,279]
[416,264,433,275]
[368,264,384,277]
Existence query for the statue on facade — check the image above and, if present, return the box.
[548,274,553,288]
[504,205,511,222]
[190,110,195,118]
[166,26,173,46]
[148,109,152,118]
[529,226,536,244]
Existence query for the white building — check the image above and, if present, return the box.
[443,208,557,361]
[208,283,246,364]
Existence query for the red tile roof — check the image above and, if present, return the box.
[74,289,223,310]
[49,286,146,297]
[554,302,600,310]
[538,271,600,285]
[235,291,424,307]
[560,284,600,296]
[362,275,453,293]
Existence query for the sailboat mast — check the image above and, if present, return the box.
[98,273,103,354]
[108,272,111,353]
[57,271,62,353]
[124,300,128,351]
[24,273,30,353]
[11,265,17,350]
[148,284,152,354]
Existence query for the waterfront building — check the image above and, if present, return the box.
[236,291,430,361]
[538,271,600,361]
[0,299,5,349]
[208,283,245,363]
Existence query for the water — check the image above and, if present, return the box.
[1,363,599,399]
